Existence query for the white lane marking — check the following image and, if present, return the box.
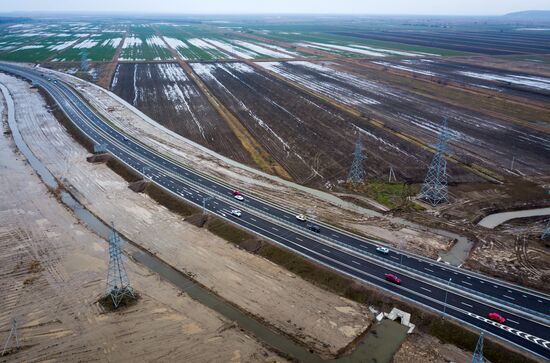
[508,319,520,325]
[503,295,515,301]
[391,256,399,260]
[271,227,279,231]
[538,299,543,303]
[461,302,473,308]
[250,217,257,222]
[352,260,361,266]
[493,285,498,288]
[522,295,527,298]
[331,233,339,238]
[322,248,331,254]
[479,281,484,284]
[420,287,431,293]
[424,268,434,272]
[461,281,472,286]
[295,237,303,242]
[466,311,550,349]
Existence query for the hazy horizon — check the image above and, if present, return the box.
[2,0,550,16]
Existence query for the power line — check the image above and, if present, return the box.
[1,318,20,356]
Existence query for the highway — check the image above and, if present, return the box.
[1,62,549,360]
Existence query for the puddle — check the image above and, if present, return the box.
[2,80,411,362]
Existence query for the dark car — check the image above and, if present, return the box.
[307,224,321,233]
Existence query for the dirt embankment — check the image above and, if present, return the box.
[0,82,284,362]
[1,72,372,358]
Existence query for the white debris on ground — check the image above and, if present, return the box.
[1,72,373,357]
[0,79,284,362]
[457,70,550,91]
[203,38,257,59]
[372,61,438,76]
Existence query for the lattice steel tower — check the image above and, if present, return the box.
[348,135,366,185]
[1,318,20,356]
[418,119,451,206]
[106,222,133,308]
[471,331,484,363]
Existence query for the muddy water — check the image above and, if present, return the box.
[478,207,550,229]
[2,81,410,362]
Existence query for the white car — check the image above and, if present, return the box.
[376,246,390,254]
[295,214,306,222]
[234,194,244,201]
[230,209,242,217]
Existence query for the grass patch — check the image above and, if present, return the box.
[347,179,422,210]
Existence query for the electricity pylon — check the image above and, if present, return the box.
[1,318,20,356]
[471,331,484,363]
[106,222,134,308]
[348,135,366,185]
[418,119,451,206]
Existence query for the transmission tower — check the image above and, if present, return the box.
[81,50,89,72]
[2,318,20,356]
[418,119,451,206]
[471,331,484,363]
[106,222,134,308]
[348,135,366,185]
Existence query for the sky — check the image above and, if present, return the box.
[1,0,550,16]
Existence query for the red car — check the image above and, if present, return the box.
[487,312,506,324]
[385,273,401,285]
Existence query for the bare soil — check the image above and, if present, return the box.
[1,72,373,358]
[302,60,550,178]
[111,62,255,165]
[191,61,470,185]
[0,85,284,362]
[392,332,488,363]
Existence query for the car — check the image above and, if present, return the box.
[487,312,506,324]
[233,194,244,201]
[385,273,401,285]
[230,209,242,217]
[307,224,321,233]
[376,246,390,254]
[123,136,129,141]
[295,214,306,222]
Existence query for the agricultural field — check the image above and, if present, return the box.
[191,61,473,185]
[110,62,254,164]
[119,25,173,61]
[54,32,124,61]
[367,58,550,104]
[157,24,303,60]
[258,61,550,177]
[245,30,460,57]
[0,21,127,62]
[332,30,550,55]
